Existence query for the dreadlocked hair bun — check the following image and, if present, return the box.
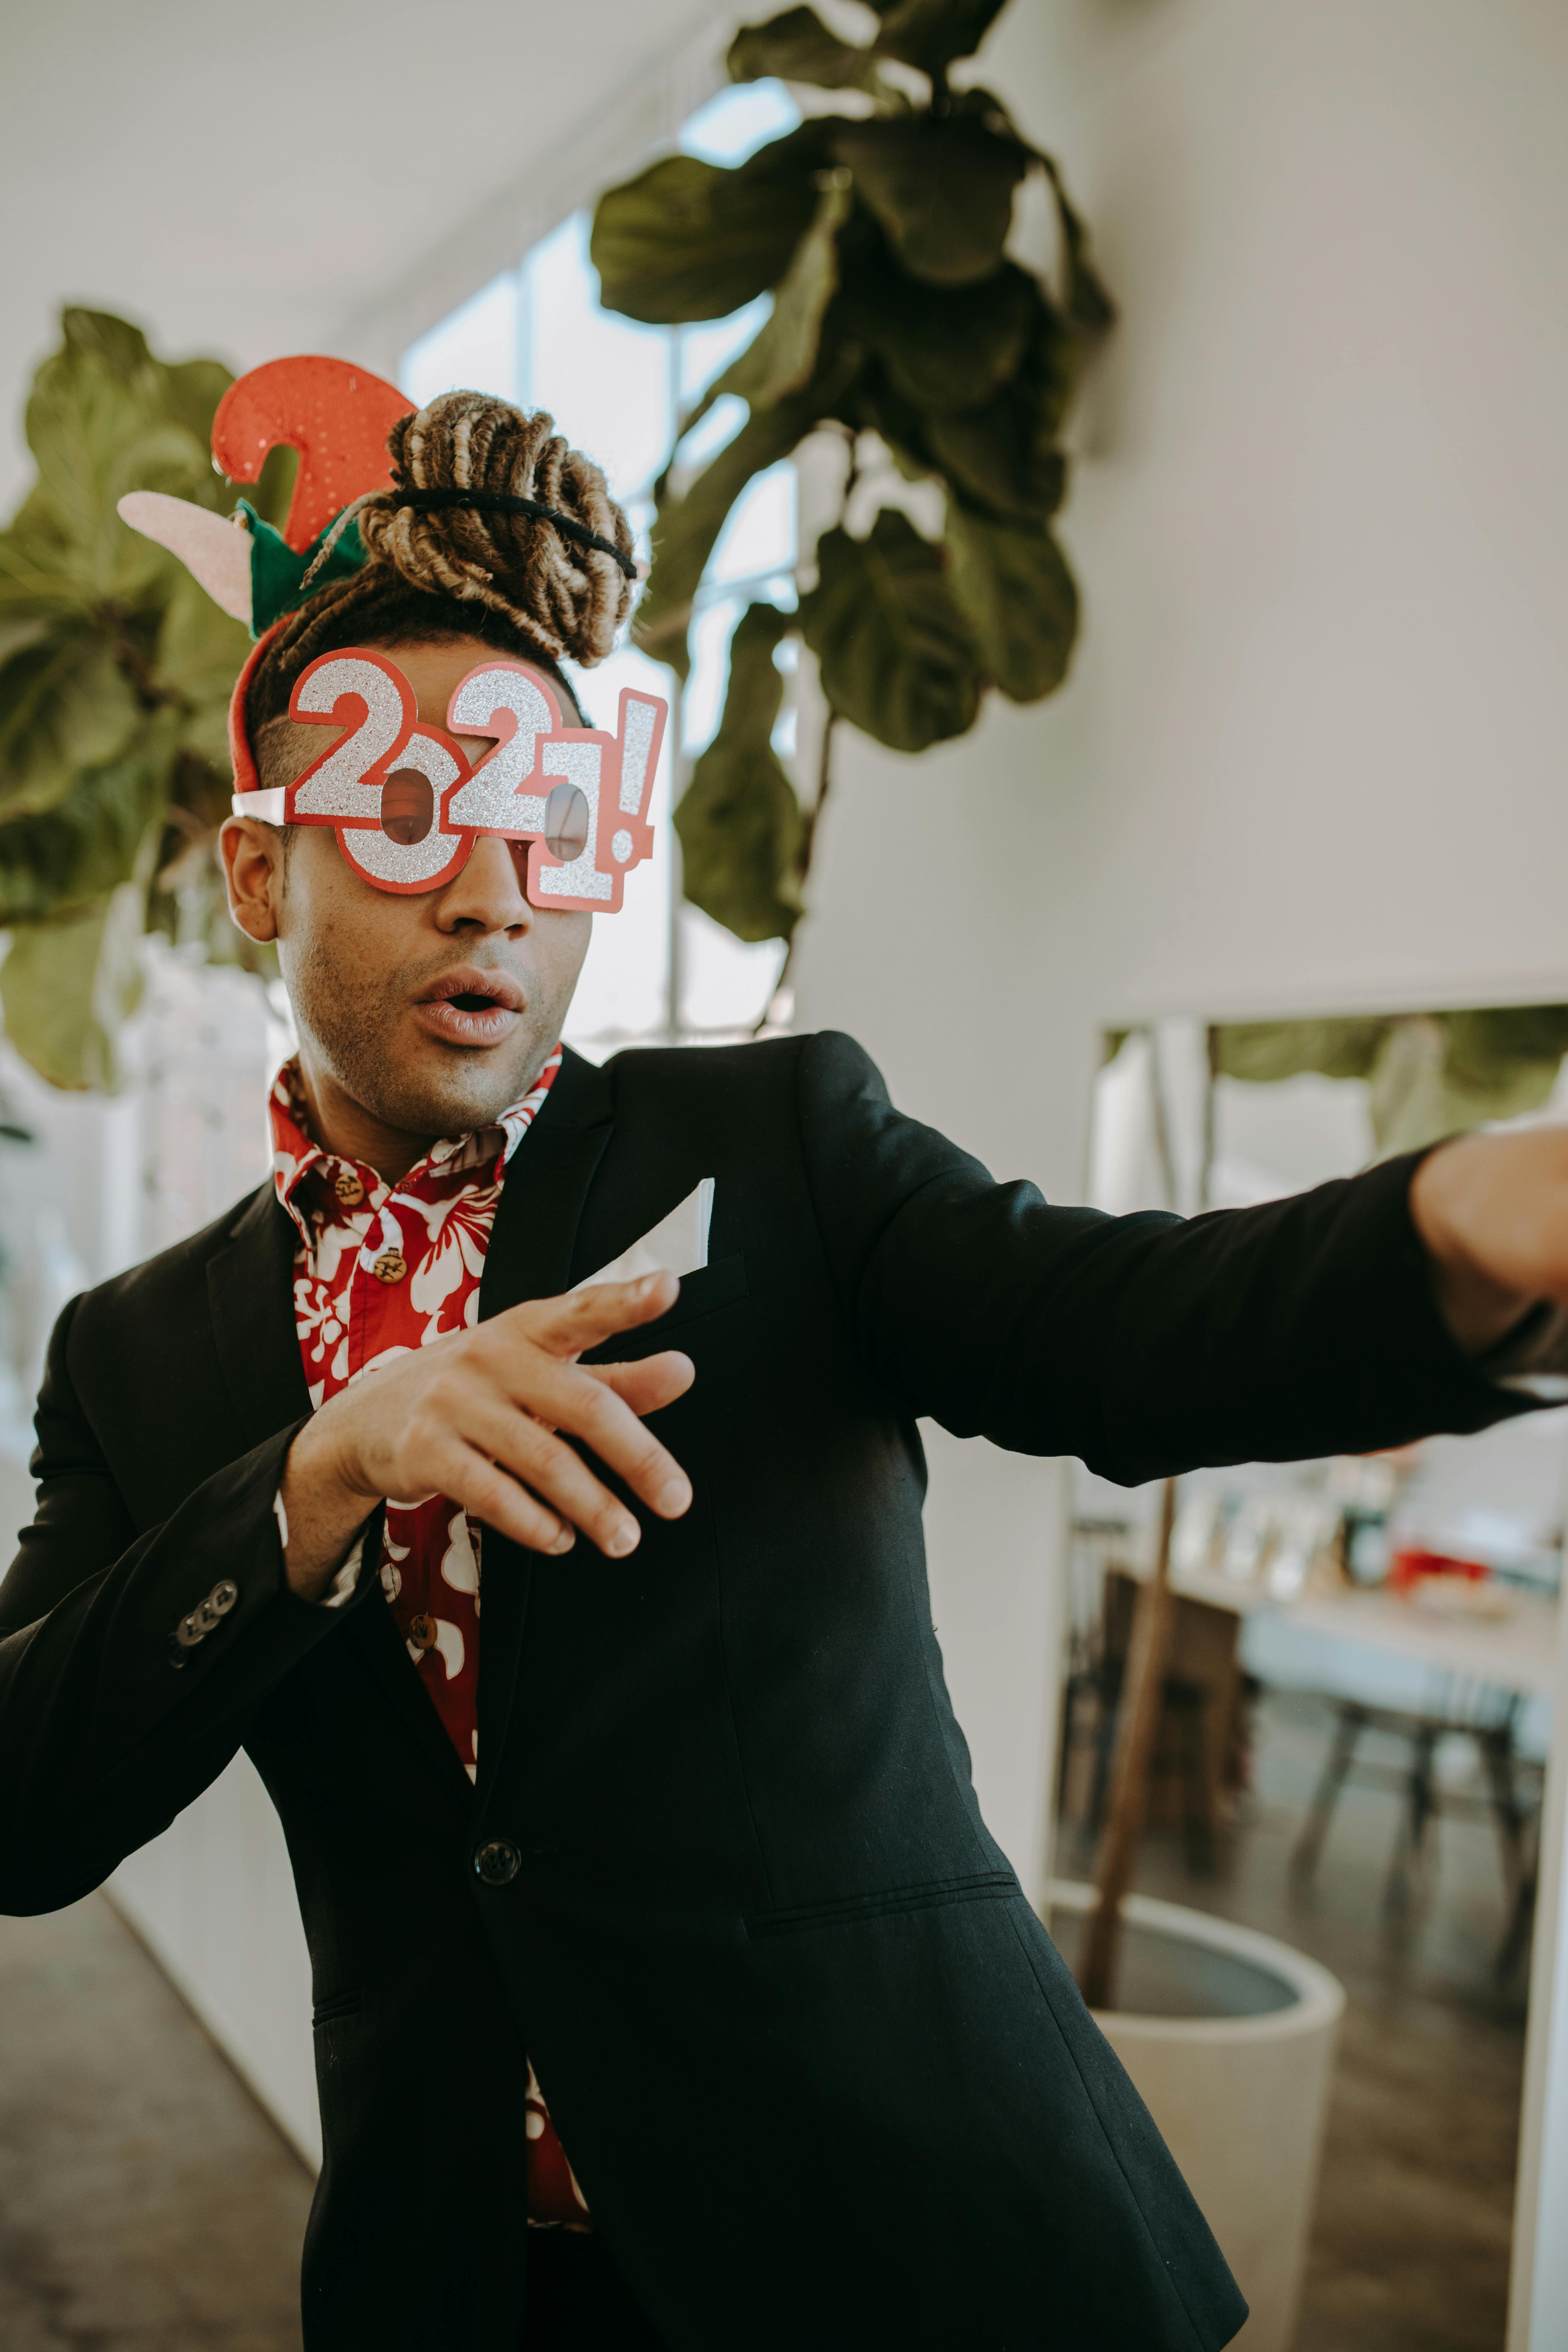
[245,391,634,740]
[359,393,635,663]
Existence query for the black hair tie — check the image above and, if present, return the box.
[394,486,638,580]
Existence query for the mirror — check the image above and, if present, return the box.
[1053,1004,1568,2352]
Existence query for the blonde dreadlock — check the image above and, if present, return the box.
[247,391,635,740]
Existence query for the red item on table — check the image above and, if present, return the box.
[1387,1544,1490,1591]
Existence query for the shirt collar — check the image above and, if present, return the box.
[268,1047,562,1238]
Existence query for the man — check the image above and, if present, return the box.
[6,617,1568,2344]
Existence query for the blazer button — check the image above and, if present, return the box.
[473,1837,521,1886]
[210,1580,239,1614]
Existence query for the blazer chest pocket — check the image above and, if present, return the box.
[747,1869,1019,1939]
[590,1252,748,1357]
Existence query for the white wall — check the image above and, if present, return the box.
[0,0,726,508]
[789,2,1568,2337]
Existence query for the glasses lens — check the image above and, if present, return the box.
[381,769,434,844]
[543,782,590,864]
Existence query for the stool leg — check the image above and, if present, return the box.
[1480,1725,1525,1898]
[1293,1703,1364,1880]
[1388,1722,1438,1919]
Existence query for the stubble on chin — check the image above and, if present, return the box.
[287,933,572,1142]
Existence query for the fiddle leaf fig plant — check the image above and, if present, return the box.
[590,0,1113,954]
[0,309,292,1091]
[1216,1008,1568,1158]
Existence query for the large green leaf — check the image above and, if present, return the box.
[706,178,852,413]
[840,253,1036,412]
[1365,1016,1562,1155]
[1215,1007,1568,1157]
[592,152,819,325]
[155,567,251,762]
[1215,1020,1387,1087]
[728,5,886,93]
[0,308,260,1090]
[0,488,88,618]
[26,363,209,609]
[0,628,144,821]
[800,510,981,751]
[0,884,146,1092]
[0,720,175,924]
[923,393,1066,521]
[1443,1004,1568,1085]
[944,501,1078,702]
[163,355,238,455]
[869,0,1010,73]
[831,114,1027,285]
[676,603,804,942]
[1038,153,1116,334]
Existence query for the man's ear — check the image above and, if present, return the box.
[220,814,287,943]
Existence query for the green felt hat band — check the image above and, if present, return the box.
[239,499,368,639]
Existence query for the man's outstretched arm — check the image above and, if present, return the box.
[795,1030,1555,1484]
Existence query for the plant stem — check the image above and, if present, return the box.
[758,708,836,1026]
[1076,1477,1179,2013]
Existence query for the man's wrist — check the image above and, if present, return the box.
[1408,1137,1538,1355]
[279,1416,381,1603]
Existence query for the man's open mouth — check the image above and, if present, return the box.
[413,968,525,1045]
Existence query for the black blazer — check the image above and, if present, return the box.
[0,1033,1525,2351]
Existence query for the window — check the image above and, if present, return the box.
[400,81,804,1061]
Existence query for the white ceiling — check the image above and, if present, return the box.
[0,0,727,506]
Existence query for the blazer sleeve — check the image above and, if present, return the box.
[0,1294,377,1915]
[794,1029,1533,1481]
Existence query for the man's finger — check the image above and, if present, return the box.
[492,1352,693,1523]
[584,1351,695,1418]
[518,1272,681,1359]
[459,1396,646,1557]
[429,1440,577,1557]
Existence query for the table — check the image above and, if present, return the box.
[1166,1561,1562,1700]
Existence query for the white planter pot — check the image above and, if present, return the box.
[1048,1880,1345,2352]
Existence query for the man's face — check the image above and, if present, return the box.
[223,637,591,1143]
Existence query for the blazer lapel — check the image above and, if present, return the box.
[474,1047,615,1809]
[206,1183,312,1440]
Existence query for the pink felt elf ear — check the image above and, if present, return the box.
[116,491,253,625]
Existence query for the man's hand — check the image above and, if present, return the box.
[1409,1127,1568,1355]
[279,1273,694,1602]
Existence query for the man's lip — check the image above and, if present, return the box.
[414,967,525,1013]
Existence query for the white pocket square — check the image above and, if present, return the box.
[575,1178,714,1290]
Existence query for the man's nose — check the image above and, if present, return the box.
[436,834,532,931]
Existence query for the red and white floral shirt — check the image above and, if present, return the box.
[269,1052,592,2230]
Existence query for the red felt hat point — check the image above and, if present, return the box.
[212,356,414,554]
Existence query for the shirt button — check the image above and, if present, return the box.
[373,1250,407,1284]
[333,1168,365,1208]
[473,1838,521,1886]
[408,1613,436,1652]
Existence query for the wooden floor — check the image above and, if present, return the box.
[0,1892,310,2351]
[1062,1683,1528,2352]
[0,1684,1529,2349]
